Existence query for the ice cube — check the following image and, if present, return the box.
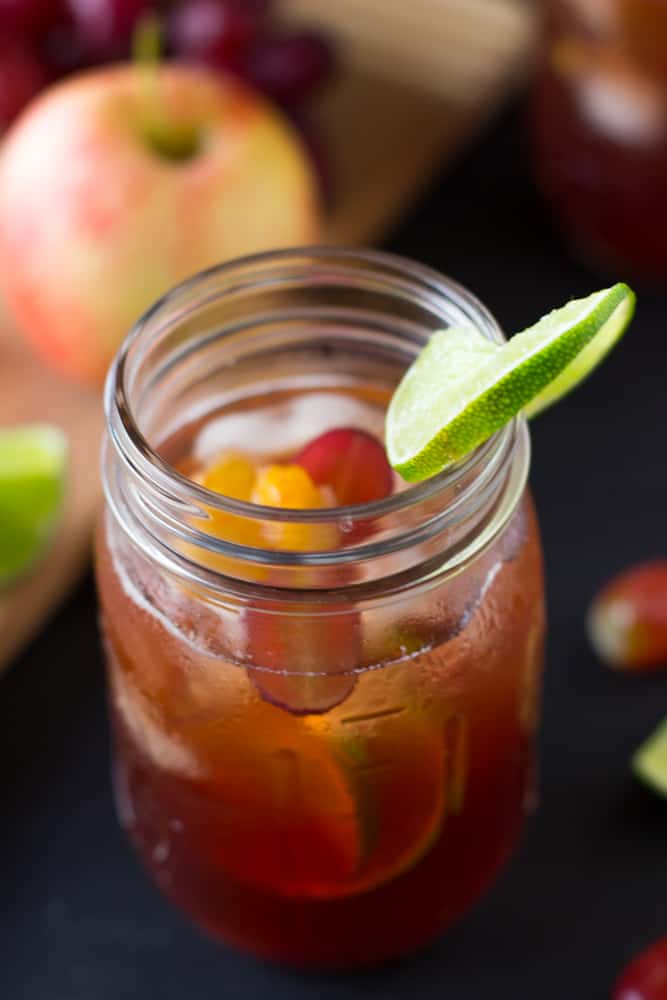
[195,392,386,463]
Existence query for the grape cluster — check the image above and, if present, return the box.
[0,0,336,143]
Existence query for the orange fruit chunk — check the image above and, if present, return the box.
[251,464,338,551]
[193,452,262,547]
[198,452,256,500]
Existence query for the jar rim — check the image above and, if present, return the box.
[106,246,513,525]
[103,246,528,587]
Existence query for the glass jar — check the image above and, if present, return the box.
[530,0,667,282]
[96,248,545,969]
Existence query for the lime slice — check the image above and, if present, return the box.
[322,713,448,898]
[0,425,67,587]
[633,717,667,798]
[181,692,448,899]
[386,284,635,482]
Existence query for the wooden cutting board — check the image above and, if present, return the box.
[0,0,537,672]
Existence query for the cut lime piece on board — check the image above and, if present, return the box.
[386,283,635,482]
[633,717,667,799]
[0,425,67,588]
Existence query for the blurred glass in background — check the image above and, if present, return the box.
[530,0,667,282]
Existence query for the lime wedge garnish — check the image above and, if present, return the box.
[0,425,67,587]
[386,284,635,482]
[633,717,667,799]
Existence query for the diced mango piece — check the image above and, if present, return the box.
[198,452,257,501]
[252,464,338,551]
[252,464,324,509]
[193,452,262,547]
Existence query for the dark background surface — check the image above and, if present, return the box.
[2,103,666,999]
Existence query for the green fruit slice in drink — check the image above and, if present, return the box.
[193,694,450,899]
[297,709,451,899]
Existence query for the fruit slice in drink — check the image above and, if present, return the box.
[190,695,450,900]
[192,710,366,897]
[317,704,456,898]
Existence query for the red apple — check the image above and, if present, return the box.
[0,64,320,383]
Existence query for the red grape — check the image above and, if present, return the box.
[613,938,667,1000]
[66,0,155,59]
[0,35,50,131]
[296,428,393,507]
[588,560,667,672]
[0,0,64,36]
[242,31,335,106]
[246,602,359,715]
[168,0,268,68]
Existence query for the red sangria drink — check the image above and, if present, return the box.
[531,0,667,281]
[96,250,558,967]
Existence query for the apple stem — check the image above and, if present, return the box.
[133,14,199,162]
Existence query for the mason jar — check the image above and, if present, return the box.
[530,0,667,281]
[96,248,545,968]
